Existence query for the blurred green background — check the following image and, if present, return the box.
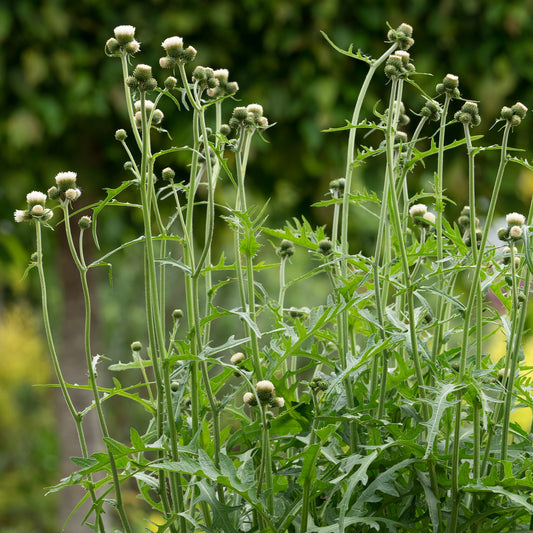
[3,0,533,530]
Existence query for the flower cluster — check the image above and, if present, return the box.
[48,171,81,203]
[14,191,53,223]
[222,104,269,138]
[419,99,441,122]
[497,212,526,243]
[436,74,460,98]
[386,23,414,50]
[457,206,481,247]
[133,100,164,128]
[409,204,435,228]
[384,50,415,79]
[329,178,346,197]
[278,239,294,259]
[159,36,197,68]
[243,380,284,409]
[106,25,140,56]
[126,64,158,93]
[501,102,528,127]
[207,69,239,99]
[454,101,481,127]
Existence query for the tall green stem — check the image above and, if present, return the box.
[449,121,512,532]
[61,203,134,533]
[34,221,105,533]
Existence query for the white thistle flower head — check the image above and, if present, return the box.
[213,69,229,83]
[31,205,44,216]
[256,380,275,402]
[14,209,27,223]
[230,352,245,365]
[114,25,136,45]
[26,191,47,206]
[409,204,427,218]
[506,212,526,227]
[55,171,78,190]
[65,188,81,201]
[509,225,523,240]
[134,100,155,112]
[272,397,285,408]
[423,212,436,225]
[243,392,257,406]
[247,104,263,117]
[162,36,184,57]
[43,209,53,221]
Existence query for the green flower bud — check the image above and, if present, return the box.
[180,46,197,62]
[115,129,127,142]
[162,36,184,58]
[114,25,136,46]
[269,396,285,408]
[106,38,121,54]
[159,56,174,69]
[230,352,245,365]
[420,99,441,121]
[170,381,180,392]
[232,106,248,121]
[318,239,332,255]
[140,78,158,92]
[131,341,142,352]
[243,392,257,406]
[442,74,459,90]
[47,186,60,200]
[256,380,275,403]
[78,215,92,229]
[125,76,139,89]
[501,106,513,120]
[124,40,140,55]
[219,124,232,137]
[172,309,183,320]
[384,64,400,79]
[497,227,509,241]
[164,76,177,90]
[162,167,175,181]
[511,102,527,119]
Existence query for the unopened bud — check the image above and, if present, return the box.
[256,380,275,403]
[78,216,92,229]
[115,129,127,142]
[230,352,245,365]
[243,392,257,406]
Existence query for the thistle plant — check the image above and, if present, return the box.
[16,22,533,533]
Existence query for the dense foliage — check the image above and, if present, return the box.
[13,19,533,532]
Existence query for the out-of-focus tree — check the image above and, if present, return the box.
[3,0,533,291]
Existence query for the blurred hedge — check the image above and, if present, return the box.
[3,0,533,295]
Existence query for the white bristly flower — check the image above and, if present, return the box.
[506,212,526,227]
[14,210,26,223]
[26,191,47,205]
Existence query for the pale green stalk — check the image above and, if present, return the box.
[135,89,185,531]
[300,390,320,533]
[449,121,512,532]
[340,42,398,451]
[383,78,427,410]
[257,404,274,515]
[431,95,452,363]
[500,246,526,465]
[34,220,105,533]
[61,202,134,533]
